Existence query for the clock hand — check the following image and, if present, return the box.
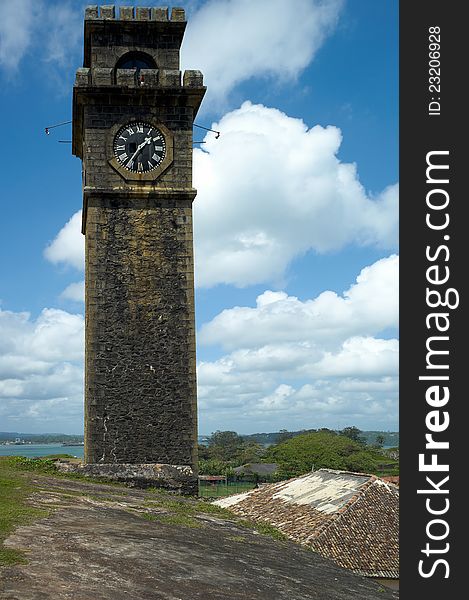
[127,137,152,168]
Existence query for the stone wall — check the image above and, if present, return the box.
[84,191,198,468]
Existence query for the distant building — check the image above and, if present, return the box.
[215,468,399,590]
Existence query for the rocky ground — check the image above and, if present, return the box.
[0,474,399,599]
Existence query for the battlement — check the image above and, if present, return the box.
[74,67,203,88]
[85,5,185,22]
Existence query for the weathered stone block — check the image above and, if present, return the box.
[159,69,181,87]
[116,68,136,87]
[151,7,168,21]
[75,67,91,87]
[119,6,134,20]
[136,7,151,21]
[171,7,185,21]
[85,5,99,19]
[100,5,115,19]
[56,462,198,495]
[92,67,113,86]
[183,70,203,87]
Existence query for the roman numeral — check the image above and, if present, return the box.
[137,162,143,172]
[126,127,134,135]
[116,145,125,151]
[153,136,161,142]
[119,153,128,161]
[119,136,128,141]
[127,160,134,170]
[148,161,154,169]
[136,125,143,133]
[154,145,163,151]
[152,153,161,162]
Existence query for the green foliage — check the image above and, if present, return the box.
[207,430,245,461]
[264,431,396,477]
[200,431,266,470]
[9,456,59,474]
[198,459,235,476]
[237,519,287,541]
[237,442,266,464]
[340,426,365,444]
[375,434,386,447]
[198,481,256,498]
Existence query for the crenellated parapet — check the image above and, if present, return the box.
[74,67,203,89]
[84,5,185,22]
[82,6,188,71]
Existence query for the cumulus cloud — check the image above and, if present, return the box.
[193,102,398,287]
[44,211,84,271]
[45,106,398,291]
[197,255,399,431]
[183,0,344,105]
[200,255,399,350]
[0,255,398,433]
[0,307,84,432]
[0,0,82,72]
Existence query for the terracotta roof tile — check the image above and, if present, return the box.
[215,469,399,579]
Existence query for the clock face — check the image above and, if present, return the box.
[113,122,166,173]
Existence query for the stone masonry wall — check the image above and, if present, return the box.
[84,192,197,468]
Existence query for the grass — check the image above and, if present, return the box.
[237,518,288,541]
[198,482,256,498]
[0,455,287,565]
[0,457,50,565]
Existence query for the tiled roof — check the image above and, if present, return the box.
[215,469,399,579]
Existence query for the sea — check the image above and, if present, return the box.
[0,441,396,460]
[0,444,85,459]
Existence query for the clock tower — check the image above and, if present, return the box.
[72,5,205,494]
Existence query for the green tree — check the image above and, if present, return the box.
[277,429,294,443]
[340,426,365,444]
[238,442,266,464]
[207,431,245,461]
[265,430,389,477]
[374,434,385,448]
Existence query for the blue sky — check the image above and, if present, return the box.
[0,0,398,435]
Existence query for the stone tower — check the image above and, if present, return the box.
[72,5,205,493]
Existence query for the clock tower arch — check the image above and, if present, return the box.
[72,5,205,494]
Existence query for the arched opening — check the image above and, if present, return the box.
[115,51,157,72]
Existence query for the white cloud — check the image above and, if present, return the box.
[44,211,84,271]
[200,254,399,350]
[41,2,82,66]
[0,307,84,432]
[0,0,82,72]
[193,102,398,287]
[61,280,85,303]
[0,0,36,70]
[183,0,344,105]
[197,255,399,431]
[45,107,398,294]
